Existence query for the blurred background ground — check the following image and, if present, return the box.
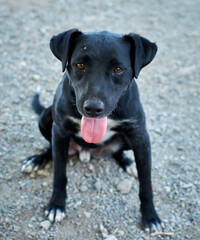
[0,0,200,239]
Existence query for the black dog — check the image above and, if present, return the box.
[22,29,164,232]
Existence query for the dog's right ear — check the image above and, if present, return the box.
[50,29,82,72]
[124,33,157,79]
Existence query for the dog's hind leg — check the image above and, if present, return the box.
[112,151,138,177]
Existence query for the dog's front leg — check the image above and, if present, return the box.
[45,123,69,222]
[133,131,164,232]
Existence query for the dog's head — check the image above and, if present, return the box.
[50,29,157,143]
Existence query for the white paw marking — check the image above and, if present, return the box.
[25,165,33,173]
[145,222,165,233]
[21,165,26,172]
[36,86,41,93]
[161,222,165,229]
[145,227,150,233]
[44,210,49,217]
[45,209,66,222]
[33,165,39,172]
[55,209,66,222]
[21,159,35,173]
[48,210,55,222]
[79,150,91,162]
[126,163,138,178]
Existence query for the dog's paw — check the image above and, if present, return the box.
[142,209,165,233]
[21,156,41,173]
[45,207,66,222]
[79,150,91,162]
[126,162,138,178]
[144,220,165,234]
[21,151,51,173]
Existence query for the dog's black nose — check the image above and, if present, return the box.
[83,100,104,117]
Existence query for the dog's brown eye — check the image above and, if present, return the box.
[76,63,85,70]
[114,67,123,74]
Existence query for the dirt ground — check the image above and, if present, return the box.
[0,0,200,239]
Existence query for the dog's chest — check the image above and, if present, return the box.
[67,117,125,158]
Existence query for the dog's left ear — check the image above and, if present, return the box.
[124,33,157,79]
[50,29,82,72]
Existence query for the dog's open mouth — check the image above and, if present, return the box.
[81,116,107,144]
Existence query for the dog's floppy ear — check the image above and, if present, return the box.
[124,33,157,79]
[50,29,82,72]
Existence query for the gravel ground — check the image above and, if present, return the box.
[0,0,200,239]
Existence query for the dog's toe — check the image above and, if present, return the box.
[79,150,91,162]
[21,152,51,173]
[126,162,138,178]
[21,157,36,173]
[145,223,161,233]
[55,209,66,222]
[150,223,158,233]
[145,221,165,233]
[143,213,165,233]
[33,165,39,172]
[45,208,66,222]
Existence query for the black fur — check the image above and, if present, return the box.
[24,29,162,231]
[32,93,44,115]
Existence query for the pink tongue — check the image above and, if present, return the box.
[81,116,107,144]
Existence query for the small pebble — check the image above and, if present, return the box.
[79,184,88,192]
[37,170,49,176]
[31,74,40,81]
[13,225,20,232]
[164,186,171,193]
[100,223,108,238]
[42,182,48,187]
[94,180,102,191]
[105,236,117,240]
[116,178,133,194]
[28,224,33,228]
[84,212,91,218]
[88,163,94,170]
[40,220,51,230]
[5,217,10,223]
[117,230,125,236]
